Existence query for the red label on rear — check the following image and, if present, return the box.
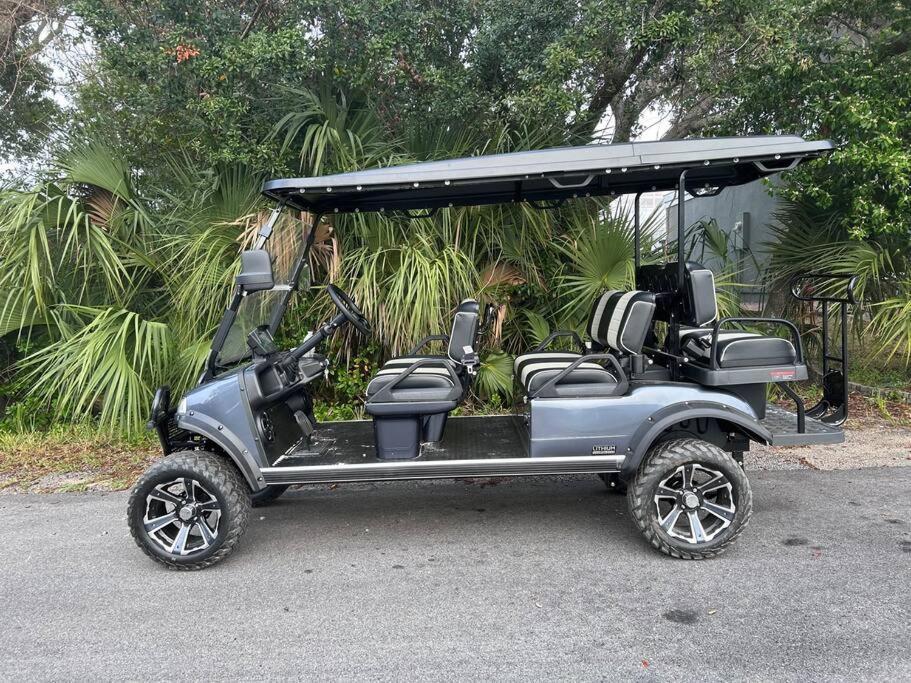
[770,370,797,380]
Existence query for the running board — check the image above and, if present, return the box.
[260,454,625,485]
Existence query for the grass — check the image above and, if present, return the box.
[842,343,911,392]
[0,424,158,493]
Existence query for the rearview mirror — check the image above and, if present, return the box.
[236,249,274,292]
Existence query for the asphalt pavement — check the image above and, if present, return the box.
[1,468,909,681]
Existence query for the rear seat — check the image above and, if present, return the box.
[514,290,655,397]
[638,261,798,369]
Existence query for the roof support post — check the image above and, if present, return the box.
[268,211,323,334]
[677,170,688,284]
[666,169,690,372]
[253,202,285,250]
[633,191,642,275]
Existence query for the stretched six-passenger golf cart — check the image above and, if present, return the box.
[129,135,858,569]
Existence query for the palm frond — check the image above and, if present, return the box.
[20,306,174,433]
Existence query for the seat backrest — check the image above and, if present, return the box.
[636,261,717,326]
[586,290,656,354]
[447,299,480,362]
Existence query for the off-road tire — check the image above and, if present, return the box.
[597,472,627,494]
[127,451,251,570]
[627,438,752,560]
[250,484,289,507]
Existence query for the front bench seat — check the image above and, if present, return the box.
[513,290,655,397]
[366,299,481,398]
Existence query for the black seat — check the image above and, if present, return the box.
[679,328,796,368]
[513,290,655,397]
[366,299,481,399]
[638,261,797,369]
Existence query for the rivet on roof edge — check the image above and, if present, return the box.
[605,169,612,174]
[733,157,739,163]
[444,180,451,186]
[413,182,420,187]
[356,185,362,191]
[654,164,661,170]
[703,160,710,166]
[775,154,781,159]
[326,187,332,192]
[621,167,627,172]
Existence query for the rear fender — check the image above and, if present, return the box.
[620,401,772,480]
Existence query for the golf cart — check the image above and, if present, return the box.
[129,135,857,570]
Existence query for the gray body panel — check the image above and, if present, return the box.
[527,382,757,461]
[176,369,269,490]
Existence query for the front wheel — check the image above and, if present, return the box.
[627,438,752,560]
[127,451,252,570]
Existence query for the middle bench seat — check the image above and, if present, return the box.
[513,290,656,397]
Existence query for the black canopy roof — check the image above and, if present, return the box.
[262,135,833,214]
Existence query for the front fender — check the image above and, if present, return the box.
[177,412,266,491]
[620,400,772,480]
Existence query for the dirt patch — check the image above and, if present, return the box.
[750,426,911,472]
[0,434,158,494]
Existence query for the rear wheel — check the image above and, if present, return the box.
[127,451,251,570]
[627,438,752,559]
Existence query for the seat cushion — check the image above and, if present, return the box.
[366,357,457,396]
[514,353,617,396]
[679,329,797,368]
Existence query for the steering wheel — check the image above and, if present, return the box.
[327,284,372,336]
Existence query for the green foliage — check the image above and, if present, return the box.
[474,351,515,402]
[3,0,910,432]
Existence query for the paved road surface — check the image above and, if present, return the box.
[1,468,909,681]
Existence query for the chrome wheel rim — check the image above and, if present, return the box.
[143,478,222,557]
[653,464,735,544]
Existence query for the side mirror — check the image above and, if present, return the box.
[236,249,274,292]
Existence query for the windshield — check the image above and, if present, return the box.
[217,289,286,365]
[215,245,307,367]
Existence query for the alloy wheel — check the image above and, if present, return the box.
[653,463,735,544]
[143,477,222,557]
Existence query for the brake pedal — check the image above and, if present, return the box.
[294,410,314,438]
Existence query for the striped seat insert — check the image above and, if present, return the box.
[366,357,456,395]
[513,352,616,393]
[587,290,656,354]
